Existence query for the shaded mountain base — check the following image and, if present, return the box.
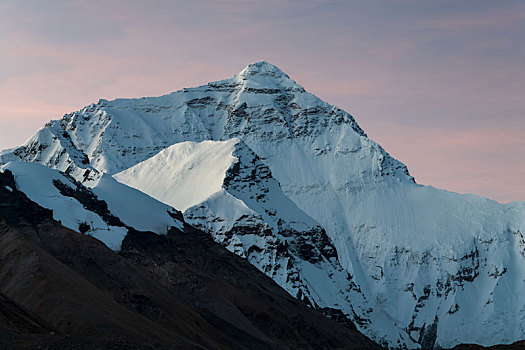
[120,227,372,349]
[1,334,159,350]
[0,292,51,340]
[0,170,378,349]
[453,342,525,349]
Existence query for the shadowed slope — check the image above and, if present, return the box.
[0,169,378,349]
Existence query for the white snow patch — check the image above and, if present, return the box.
[1,162,184,251]
[1,162,127,250]
[114,139,239,211]
[92,173,184,233]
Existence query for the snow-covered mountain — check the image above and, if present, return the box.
[0,162,184,251]
[2,61,524,348]
[0,163,378,350]
[113,138,381,332]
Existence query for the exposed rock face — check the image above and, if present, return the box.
[114,138,371,323]
[1,61,525,348]
[0,169,378,350]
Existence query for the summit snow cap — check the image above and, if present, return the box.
[238,61,290,79]
[234,61,302,90]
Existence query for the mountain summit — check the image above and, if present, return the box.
[234,61,299,88]
[1,62,524,349]
[238,61,291,79]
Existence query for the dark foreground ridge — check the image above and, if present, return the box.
[0,170,378,349]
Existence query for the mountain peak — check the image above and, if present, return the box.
[237,61,290,80]
[234,61,301,90]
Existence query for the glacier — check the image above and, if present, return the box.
[1,61,524,348]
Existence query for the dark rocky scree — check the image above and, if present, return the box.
[0,170,378,349]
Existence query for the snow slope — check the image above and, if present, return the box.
[2,61,525,348]
[0,162,184,250]
[115,138,385,336]
[115,139,238,212]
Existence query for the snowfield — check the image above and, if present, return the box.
[1,162,183,250]
[1,61,524,348]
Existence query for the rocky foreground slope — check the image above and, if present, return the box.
[1,61,524,348]
[0,167,377,349]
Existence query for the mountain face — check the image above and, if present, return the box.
[1,61,524,348]
[114,138,372,325]
[0,166,377,349]
[1,162,184,251]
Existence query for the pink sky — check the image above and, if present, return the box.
[0,1,523,202]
